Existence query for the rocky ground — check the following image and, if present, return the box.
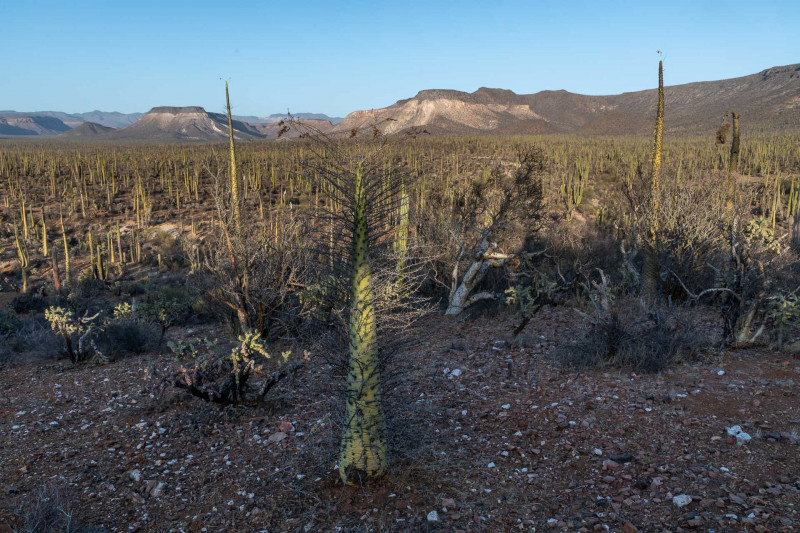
[1,310,799,532]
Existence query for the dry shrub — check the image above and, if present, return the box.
[557,304,706,372]
[95,315,158,358]
[16,482,104,533]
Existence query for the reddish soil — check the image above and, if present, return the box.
[1,312,799,532]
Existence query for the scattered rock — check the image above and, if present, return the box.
[622,522,638,533]
[268,432,288,443]
[150,481,166,498]
[427,510,439,522]
[672,494,693,508]
[609,453,633,463]
[726,425,752,444]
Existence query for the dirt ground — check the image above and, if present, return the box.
[1,310,799,532]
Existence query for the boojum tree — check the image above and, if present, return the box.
[642,56,665,302]
[338,161,388,484]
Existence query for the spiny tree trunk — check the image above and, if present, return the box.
[729,112,741,174]
[791,185,800,251]
[223,82,249,334]
[642,59,664,303]
[339,164,388,485]
[225,81,242,237]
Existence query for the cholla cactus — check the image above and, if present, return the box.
[45,307,80,363]
[113,302,133,318]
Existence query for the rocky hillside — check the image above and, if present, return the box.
[105,106,264,141]
[333,64,800,136]
[59,121,115,138]
[0,115,71,136]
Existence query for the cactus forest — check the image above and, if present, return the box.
[2,11,800,524]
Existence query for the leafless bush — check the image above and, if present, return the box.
[556,303,706,372]
[188,174,314,340]
[11,316,64,360]
[16,481,103,533]
[94,315,158,358]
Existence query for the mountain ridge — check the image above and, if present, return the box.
[333,63,800,136]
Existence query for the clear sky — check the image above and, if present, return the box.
[1,0,798,117]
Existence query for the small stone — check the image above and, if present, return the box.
[673,494,692,508]
[609,453,633,463]
[442,498,455,509]
[622,522,638,533]
[279,421,294,433]
[602,459,620,470]
[268,432,287,443]
[427,510,439,522]
[150,481,166,498]
[128,469,142,482]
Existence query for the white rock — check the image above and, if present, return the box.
[501,404,511,409]
[487,462,496,468]
[450,369,462,377]
[672,494,692,507]
[726,425,752,444]
[151,481,166,498]
[129,469,142,482]
[427,510,439,522]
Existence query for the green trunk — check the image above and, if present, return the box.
[339,165,388,485]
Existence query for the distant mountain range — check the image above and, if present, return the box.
[331,64,800,136]
[2,63,798,141]
[0,109,342,139]
[0,110,142,130]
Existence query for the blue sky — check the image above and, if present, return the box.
[1,0,797,117]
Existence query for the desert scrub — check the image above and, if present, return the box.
[556,305,705,372]
[94,312,158,358]
[158,333,299,406]
[137,283,197,342]
[0,307,20,340]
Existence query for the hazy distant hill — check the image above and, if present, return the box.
[0,110,141,130]
[59,121,116,138]
[74,111,142,128]
[233,113,343,125]
[333,64,800,136]
[0,115,72,136]
[252,118,336,139]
